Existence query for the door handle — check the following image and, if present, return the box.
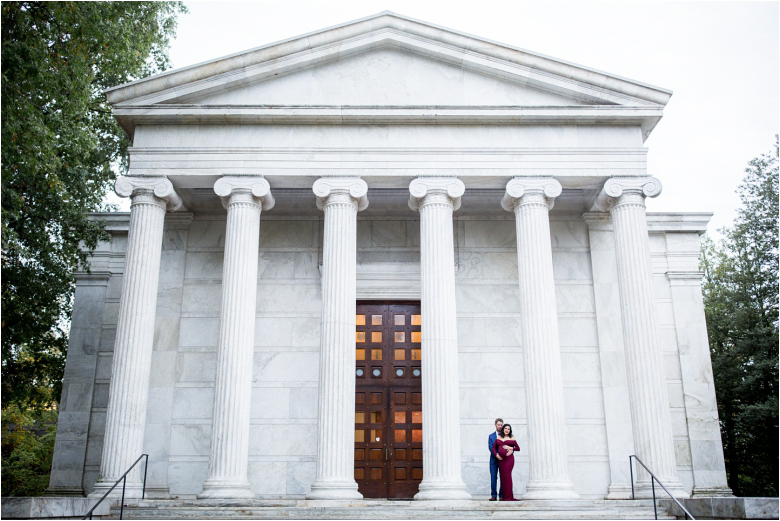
[386,449,389,461]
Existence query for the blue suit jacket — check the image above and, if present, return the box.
[489,431,499,459]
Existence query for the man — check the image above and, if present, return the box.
[488,418,503,500]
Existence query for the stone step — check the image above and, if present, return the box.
[108,499,676,520]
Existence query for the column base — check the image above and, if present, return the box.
[143,485,171,499]
[606,484,634,499]
[306,479,362,500]
[89,479,145,499]
[634,479,689,499]
[691,486,734,497]
[197,479,255,499]
[414,481,472,500]
[523,480,580,499]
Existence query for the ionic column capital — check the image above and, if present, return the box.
[312,177,368,211]
[501,177,562,211]
[114,176,182,211]
[408,177,465,211]
[214,176,275,210]
[594,177,663,211]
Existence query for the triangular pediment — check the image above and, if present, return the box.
[107,11,672,140]
[183,48,594,107]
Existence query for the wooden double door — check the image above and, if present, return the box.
[354,302,423,499]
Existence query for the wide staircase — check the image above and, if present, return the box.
[107,498,675,519]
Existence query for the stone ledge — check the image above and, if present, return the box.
[109,499,678,519]
[1,497,112,519]
[660,498,779,520]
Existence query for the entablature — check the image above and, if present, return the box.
[126,145,649,193]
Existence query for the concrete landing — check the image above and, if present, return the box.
[110,499,675,519]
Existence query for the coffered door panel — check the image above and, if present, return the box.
[355,302,422,499]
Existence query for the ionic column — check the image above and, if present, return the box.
[307,177,368,500]
[594,177,688,498]
[92,177,181,498]
[502,177,579,500]
[199,177,274,499]
[408,178,471,500]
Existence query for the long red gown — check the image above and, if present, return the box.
[493,438,520,501]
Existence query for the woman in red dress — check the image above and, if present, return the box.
[493,424,520,501]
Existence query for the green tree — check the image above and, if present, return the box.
[1,1,187,409]
[1,406,58,496]
[702,137,779,497]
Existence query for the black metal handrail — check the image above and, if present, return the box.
[84,454,148,520]
[629,455,695,520]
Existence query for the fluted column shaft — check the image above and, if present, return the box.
[596,177,687,498]
[93,177,181,498]
[200,192,260,498]
[409,178,471,500]
[502,178,579,499]
[307,178,367,500]
[199,177,273,499]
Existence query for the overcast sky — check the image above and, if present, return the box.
[142,0,778,235]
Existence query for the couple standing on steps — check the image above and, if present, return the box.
[488,417,520,501]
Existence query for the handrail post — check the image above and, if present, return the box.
[120,476,126,520]
[142,454,149,500]
[651,477,657,520]
[82,454,149,520]
[628,455,696,521]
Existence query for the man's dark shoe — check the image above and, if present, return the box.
[489,497,497,501]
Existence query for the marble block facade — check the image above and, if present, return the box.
[48,12,731,501]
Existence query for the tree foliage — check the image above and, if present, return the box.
[1,405,57,496]
[1,1,186,409]
[701,137,779,497]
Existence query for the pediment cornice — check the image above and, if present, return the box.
[113,104,663,131]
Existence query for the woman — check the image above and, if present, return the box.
[493,423,520,501]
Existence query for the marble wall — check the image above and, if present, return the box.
[649,229,729,495]
[57,211,723,499]
[455,217,607,499]
[161,216,322,497]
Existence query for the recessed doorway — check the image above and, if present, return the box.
[354,301,422,499]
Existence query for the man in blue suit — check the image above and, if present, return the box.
[488,418,503,500]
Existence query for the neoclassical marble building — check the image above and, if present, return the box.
[48,12,731,501]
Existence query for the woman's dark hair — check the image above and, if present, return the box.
[502,423,513,438]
